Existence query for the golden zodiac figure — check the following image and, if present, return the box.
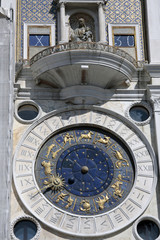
[96,194,109,210]
[56,192,68,203]
[80,200,91,212]
[63,133,74,146]
[52,148,61,160]
[65,196,74,209]
[79,131,93,141]
[111,177,123,198]
[55,193,74,209]
[114,150,129,169]
[46,143,55,158]
[95,136,111,146]
[41,161,53,175]
[43,174,65,192]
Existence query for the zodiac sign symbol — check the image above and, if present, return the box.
[41,161,53,175]
[52,148,61,160]
[65,196,74,209]
[95,136,111,146]
[79,131,93,141]
[96,194,109,210]
[114,150,129,169]
[55,193,74,209]
[80,200,91,212]
[63,133,74,146]
[56,192,68,203]
[111,176,123,198]
[46,143,55,158]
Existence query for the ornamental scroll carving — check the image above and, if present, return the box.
[69,13,95,42]
[151,95,160,111]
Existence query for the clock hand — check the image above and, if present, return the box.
[32,182,54,197]
[36,174,65,194]
[39,182,54,191]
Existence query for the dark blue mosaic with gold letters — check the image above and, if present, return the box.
[35,126,134,215]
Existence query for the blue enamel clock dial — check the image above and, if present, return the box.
[35,126,134,215]
[56,144,114,197]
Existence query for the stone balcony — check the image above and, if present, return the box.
[30,42,149,89]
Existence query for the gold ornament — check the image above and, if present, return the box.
[79,131,93,141]
[114,150,129,168]
[95,136,111,146]
[51,148,61,160]
[111,176,123,198]
[41,161,53,175]
[43,174,65,192]
[46,143,55,158]
[65,196,74,209]
[96,194,109,210]
[63,133,74,146]
[80,200,91,212]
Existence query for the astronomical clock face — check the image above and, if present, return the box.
[35,127,134,216]
[13,107,156,237]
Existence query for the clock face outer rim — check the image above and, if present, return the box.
[13,105,157,237]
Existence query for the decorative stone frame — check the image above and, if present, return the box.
[23,23,56,60]
[125,101,152,126]
[132,215,160,240]
[108,23,142,61]
[10,215,41,240]
[57,1,106,43]
[15,100,42,124]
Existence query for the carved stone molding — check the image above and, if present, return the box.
[58,0,106,4]
[150,95,160,111]
[11,215,41,240]
[147,86,160,112]
[132,215,160,240]
[125,101,152,126]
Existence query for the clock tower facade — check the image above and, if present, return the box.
[6,0,160,239]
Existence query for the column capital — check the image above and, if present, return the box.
[97,0,107,6]
[57,1,66,8]
[148,86,160,111]
[60,2,66,6]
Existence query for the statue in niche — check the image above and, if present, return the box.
[70,18,93,42]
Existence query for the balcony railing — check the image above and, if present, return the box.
[30,42,143,68]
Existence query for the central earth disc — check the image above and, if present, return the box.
[81,166,89,174]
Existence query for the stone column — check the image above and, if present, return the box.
[148,87,160,174]
[60,2,66,43]
[98,2,106,42]
[145,0,160,63]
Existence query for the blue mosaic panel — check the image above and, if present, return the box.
[29,34,50,46]
[21,0,56,23]
[20,0,57,57]
[105,0,144,59]
[20,0,144,60]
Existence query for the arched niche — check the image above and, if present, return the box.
[57,1,106,43]
[69,13,96,42]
